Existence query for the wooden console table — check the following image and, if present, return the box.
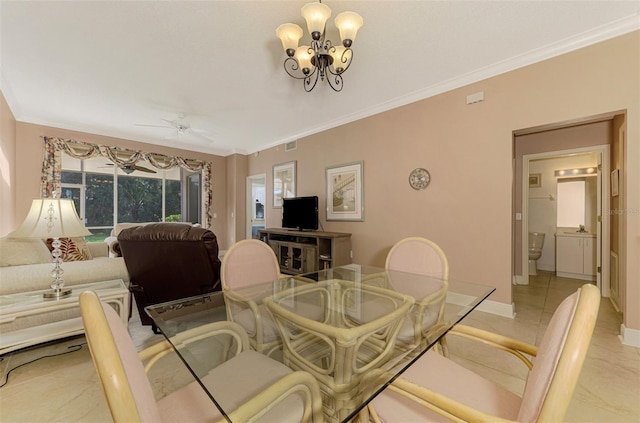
[258,228,352,275]
[0,279,129,355]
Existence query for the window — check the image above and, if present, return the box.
[61,155,192,241]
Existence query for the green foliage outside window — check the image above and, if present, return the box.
[118,176,163,223]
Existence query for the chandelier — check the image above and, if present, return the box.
[276,1,363,92]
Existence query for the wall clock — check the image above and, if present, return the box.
[409,168,431,190]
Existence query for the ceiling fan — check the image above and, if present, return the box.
[102,162,157,174]
[135,114,215,143]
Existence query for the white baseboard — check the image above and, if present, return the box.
[447,292,516,319]
[512,274,528,285]
[476,299,516,318]
[619,324,640,347]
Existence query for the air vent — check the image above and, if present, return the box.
[285,141,297,152]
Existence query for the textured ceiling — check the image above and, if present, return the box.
[2,1,638,156]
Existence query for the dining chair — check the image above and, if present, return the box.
[364,283,600,423]
[79,290,323,423]
[385,237,449,351]
[221,239,284,356]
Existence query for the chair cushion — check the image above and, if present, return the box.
[232,306,281,343]
[157,350,305,423]
[371,349,522,422]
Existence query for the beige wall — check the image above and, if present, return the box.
[248,32,640,332]
[8,121,230,248]
[0,91,17,235]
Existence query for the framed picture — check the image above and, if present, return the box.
[326,161,364,221]
[611,169,619,197]
[529,173,542,188]
[273,161,296,208]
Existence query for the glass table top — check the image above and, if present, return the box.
[146,265,494,422]
[0,279,127,309]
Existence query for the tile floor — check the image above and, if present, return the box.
[0,271,638,422]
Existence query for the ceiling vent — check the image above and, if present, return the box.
[285,140,297,152]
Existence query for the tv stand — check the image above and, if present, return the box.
[258,228,352,275]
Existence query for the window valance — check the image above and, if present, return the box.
[41,136,213,227]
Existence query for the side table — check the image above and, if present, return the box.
[0,279,129,355]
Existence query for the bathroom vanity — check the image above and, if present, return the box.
[555,232,596,281]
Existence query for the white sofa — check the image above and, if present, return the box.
[0,238,129,295]
[0,237,130,336]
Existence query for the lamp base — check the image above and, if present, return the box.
[43,288,72,299]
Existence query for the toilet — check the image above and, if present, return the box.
[528,232,546,276]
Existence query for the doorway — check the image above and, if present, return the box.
[246,174,266,240]
[521,145,610,294]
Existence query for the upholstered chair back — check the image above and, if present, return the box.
[221,239,280,290]
[80,291,161,422]
[518,284,600,422]
[385,237,449,279]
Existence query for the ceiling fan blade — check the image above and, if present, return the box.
[134,123,173,129]
[134,165,157,174]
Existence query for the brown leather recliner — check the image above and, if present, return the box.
[118,223,222,327]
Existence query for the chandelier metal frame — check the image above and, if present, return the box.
[276,1,363,92]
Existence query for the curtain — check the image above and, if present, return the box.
[41,136,213,228]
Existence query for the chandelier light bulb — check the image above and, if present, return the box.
[276,23,303,56]
[301,2,331,40]
[295,46,314,73]
[334,11,363,47]
[330,46,349,73]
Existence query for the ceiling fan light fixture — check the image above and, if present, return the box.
[276,1,363,92]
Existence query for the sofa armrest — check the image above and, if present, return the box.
[104,236,121,257]
[88,242,108,258]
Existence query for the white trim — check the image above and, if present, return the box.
[475,299,516,319]
[512,274,528,285]
[619,324,640,348]
[447,292,516,319]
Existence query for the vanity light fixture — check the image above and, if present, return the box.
[276,1,363,92]
[554,167,597,177]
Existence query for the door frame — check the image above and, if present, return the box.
[520,144,610,294]
[246,174,266,240]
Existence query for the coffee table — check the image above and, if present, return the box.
[0,279,129,355]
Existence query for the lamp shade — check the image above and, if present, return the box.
[330,46,351,72]
[301,2,331,36]
[10,198,91,239]
[276,23,303,53]
[294,46,314,72]
[334,11,363,45]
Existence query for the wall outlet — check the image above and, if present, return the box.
[350,250,353,259]
[516,213,522,220]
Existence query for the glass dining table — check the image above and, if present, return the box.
[145,264,495,423]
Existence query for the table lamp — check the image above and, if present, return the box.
[10,194,91,299]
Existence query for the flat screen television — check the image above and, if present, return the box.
[282,196,319,231]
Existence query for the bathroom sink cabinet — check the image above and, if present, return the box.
[556,233,596,281]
